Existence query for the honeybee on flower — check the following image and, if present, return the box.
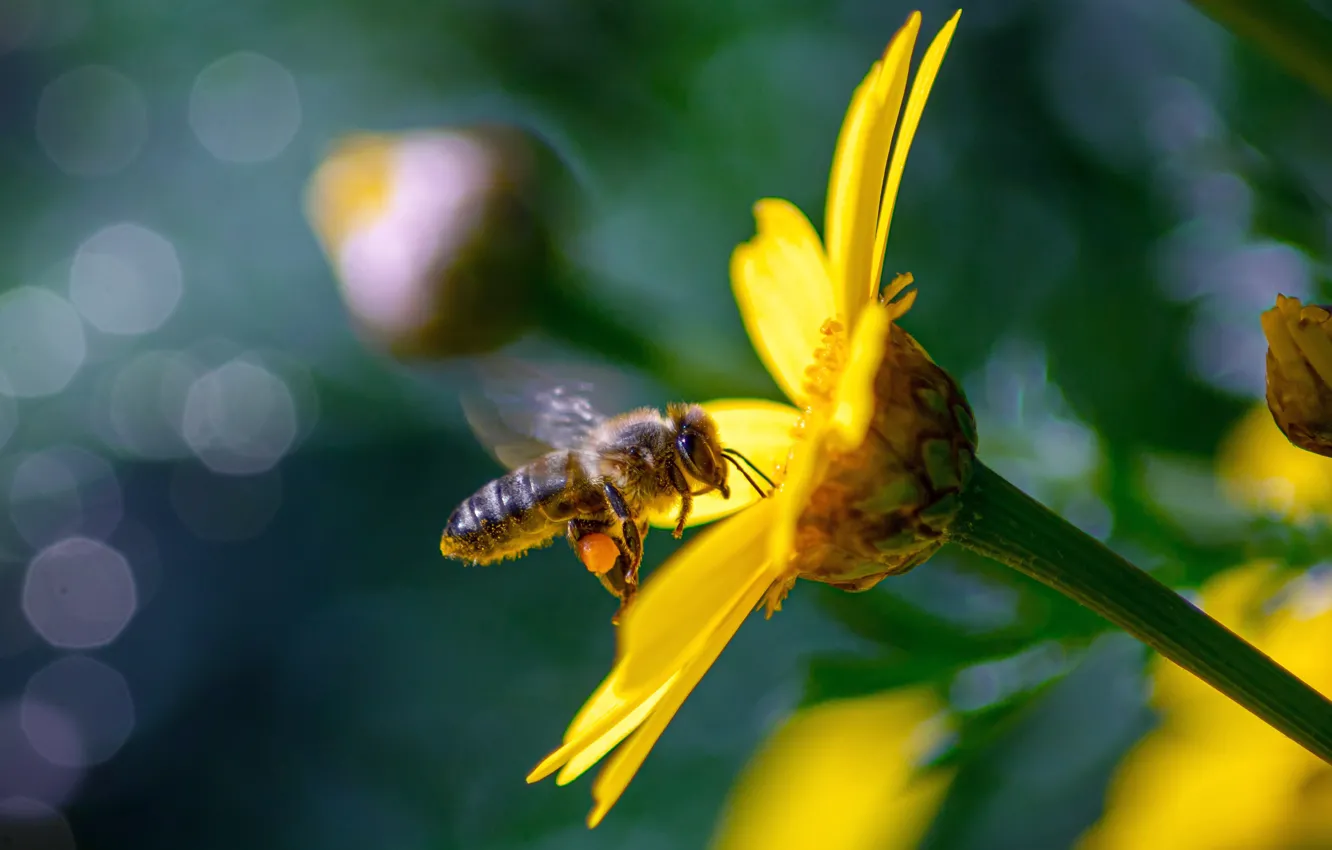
[526,9,969,826]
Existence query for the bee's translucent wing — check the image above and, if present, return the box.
[461,357,618,470]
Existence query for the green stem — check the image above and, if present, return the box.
[951,460,1332,763]
[1188,0,1332,102]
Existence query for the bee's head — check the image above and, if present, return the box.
[669,404,730,499]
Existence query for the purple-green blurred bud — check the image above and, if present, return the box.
[305,125,556,359]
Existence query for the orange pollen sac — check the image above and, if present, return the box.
[801,318,848,408]
[577,533,620,575]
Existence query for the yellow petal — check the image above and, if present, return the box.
[526,675,675,784]
[829,302,891,452]
[555,676,675,785]
[649,399,801,530]
[304,133,396,254]
[565,669,644,743]
[732,201,836,406]
[823,66,883,322]
[869,10,960,296]
[587,562,777,827]
[1286,310,1332,387]
[1261,303,1307,377]
[711,689,954,850]
[1218,404,1332,519]
[825,14,920,324]
[770,418,825,566]
[617,498,782,695]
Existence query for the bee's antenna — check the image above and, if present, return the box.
[723,449,777,488]
[724,455,768,497]
[722,449,776,496]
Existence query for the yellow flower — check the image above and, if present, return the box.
[1217,403,1332,520]
[527,10,962,826]
[710,689,955,850]
[1077,563,1332,850]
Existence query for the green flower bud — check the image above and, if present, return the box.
[792,322,977,591]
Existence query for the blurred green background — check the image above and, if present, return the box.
[2,0,1332,847]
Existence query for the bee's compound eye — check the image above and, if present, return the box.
[578,533,619,575]
[678,432,699,460]
[678,428,726,492]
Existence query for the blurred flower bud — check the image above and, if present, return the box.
[793,323,977,592]
[1262,294,1332,458]
[305,125,557,359]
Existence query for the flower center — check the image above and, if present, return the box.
[800,318,849,410]
[775,318,848,484]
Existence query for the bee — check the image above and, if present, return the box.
[439,369,773,618]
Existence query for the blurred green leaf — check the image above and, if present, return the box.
[925,682,1057,773]
[802,653,959,707]
[1189,0,1332,103]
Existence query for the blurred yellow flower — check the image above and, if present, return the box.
[1217,403,1332,520]
[1078,563,1332,850]
[710,688,954,850]
[526,9,962,827]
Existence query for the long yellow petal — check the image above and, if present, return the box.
[823,63,882,321]
[564,669,644,743]
[829,303,890,452]
[650,399,801,530]
[732,201,836,406]
[555,677,675,785]
[587,562,776,827]
[770,419,822,566]
[617,498,781,694]
[825,14,920,325]
[526,676,674,784]
[869,10,960,296]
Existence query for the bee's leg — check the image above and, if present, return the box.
[600,483,643,570]
[667,464,692,538]
[600,483,644,620]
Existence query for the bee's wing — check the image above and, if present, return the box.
[461,358,618,470]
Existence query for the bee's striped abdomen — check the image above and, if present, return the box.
[440,453,590,564]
